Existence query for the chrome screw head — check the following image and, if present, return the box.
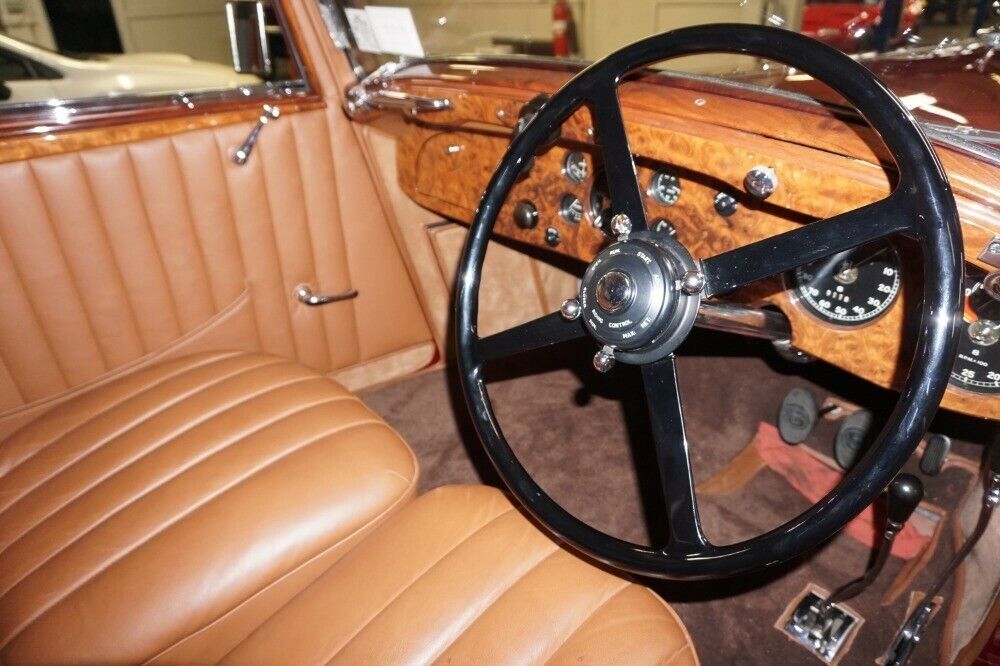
[680,270,706,295]
[560,298,582,321]
[593,345,616,373]
[609,213,632,238]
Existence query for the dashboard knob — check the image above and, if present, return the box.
[514,201,539,229]
[713,191,738,217]
[744,165,779,199]
[545,227,561,247]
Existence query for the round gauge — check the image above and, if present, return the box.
[559,193,584,224]
[949,273,1000,394]
[647,170,681,206]
[791,241,902,325]
[562,151,588,184]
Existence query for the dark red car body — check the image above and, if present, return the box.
[801,0,923,52]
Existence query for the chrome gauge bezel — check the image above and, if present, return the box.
[785,241,903,327]
[562,150,589,184]
[559,193,584,225]
[947,272,1000,395]
[646,169,682,206]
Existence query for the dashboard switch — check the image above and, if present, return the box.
[545,227,561,247]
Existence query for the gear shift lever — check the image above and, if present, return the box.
[824,473,924,607]
[783,473,925,662]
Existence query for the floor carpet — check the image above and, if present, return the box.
[361,330,987,665]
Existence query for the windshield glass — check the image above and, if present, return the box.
[335,0,998,141]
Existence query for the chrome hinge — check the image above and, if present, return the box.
[295,284,359,306]
[232,104,280,165]
[344,60,451,119]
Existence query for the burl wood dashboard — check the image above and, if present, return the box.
[382,62,999,420]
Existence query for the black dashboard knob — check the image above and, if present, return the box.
[514,201,539,230]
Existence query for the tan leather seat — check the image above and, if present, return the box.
[225,485,698,665]
[0,352,696,664]
[0,351,418,663]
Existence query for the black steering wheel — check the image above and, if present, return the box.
[455,24,963,579]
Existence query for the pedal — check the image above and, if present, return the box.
[920,434,951,476]
[778,388,818,445]
[834,409,874,470]
[780,586,862,664]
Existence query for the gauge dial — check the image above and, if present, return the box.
[562,151,588,184]
[647,170,681,206]
[791,241,902,325]
[559,194,584,224]
[949,273,1000,394]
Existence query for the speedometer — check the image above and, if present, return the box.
[949,272,1000,394]
[790,241,901,325]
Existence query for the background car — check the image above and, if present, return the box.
[800,0,923,51]
[0,33,259,104]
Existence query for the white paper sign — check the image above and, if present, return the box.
[344,7,381,53]
[365,6,425,58]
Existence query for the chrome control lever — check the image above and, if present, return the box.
[232,105,280,165]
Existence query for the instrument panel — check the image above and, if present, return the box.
[396,92,999,420]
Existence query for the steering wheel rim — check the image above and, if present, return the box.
[455,24,963,579]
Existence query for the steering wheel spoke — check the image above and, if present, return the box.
[477,311,588,363]
[701,194,911,297]
[590,84,648,231]
[641,356,708,555]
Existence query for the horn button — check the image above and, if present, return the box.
[579,231,702,365]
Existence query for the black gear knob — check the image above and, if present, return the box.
[887,473,924,528]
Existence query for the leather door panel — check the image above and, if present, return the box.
[0,107,433,437]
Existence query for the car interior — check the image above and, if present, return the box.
[0,0,997,663]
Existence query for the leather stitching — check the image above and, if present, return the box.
[539,581,631,664]
[157,434,418,665]
[288,117,333,370]
[0,389,354,598]
[254,133,302,363]
[0,352,241,475]
[75,152,147,356]
[0,373,335,561]
[0,177,71,389]
[0,355,281,507]
[320,506,517,663]
[0,418,390,650]
[26,159,110,373]
[168,135,219,312]
[123,145,185,336]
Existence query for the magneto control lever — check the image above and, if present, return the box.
[882,431,1000,666]
[783,473,923,663]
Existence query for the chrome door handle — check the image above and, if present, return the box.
[295,284,358,306]
[232,104,280,165]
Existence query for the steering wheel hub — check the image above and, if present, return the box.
[579,232,701,363]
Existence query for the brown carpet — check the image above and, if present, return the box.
[361,331,985,665]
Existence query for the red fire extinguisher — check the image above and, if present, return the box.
[552,0,571,57]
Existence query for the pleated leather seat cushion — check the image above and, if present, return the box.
[224,485,699,665]
[0,351,418,663]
